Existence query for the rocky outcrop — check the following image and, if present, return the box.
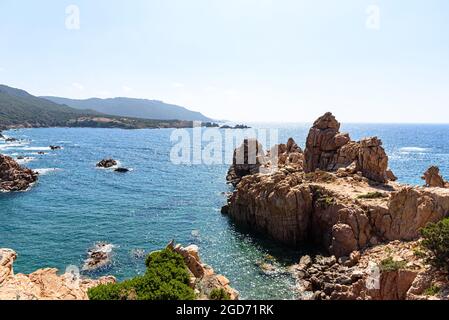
[292,241,449,300]
[0,249,116,300]
[224,113,438,257]
[82,243,114,272]
[0,154,38,192]
[226,137,305,186]
[269,138,304,170]
[422,166,448,188]
[223,112,449,300]
[167,242,239,300]
[226,139,266,186]
[220,124,251,130]
[96,159,117,168]
[226,168,449,258]
[304,112,391,183]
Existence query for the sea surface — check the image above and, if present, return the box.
[1,123,449,299]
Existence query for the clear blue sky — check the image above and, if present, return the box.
[1,0,448,122]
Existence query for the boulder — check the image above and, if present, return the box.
[422,166,447,188]
[357,137,389,183]
[226,139,266,186]
[303,112,392,183]
[0,154,38,192]
[96,159,118,168]
[49,145,62,150]
[114,168,130,173]
[82,242,114,272]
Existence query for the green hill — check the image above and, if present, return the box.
[0,85,217,130]
[0,85,97,128]
[42,96,213,122]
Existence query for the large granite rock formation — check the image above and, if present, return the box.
[0,154,38,192]
[304,112,390,183]
[0,249,116,300]
[224,113,449,258]
[226,169,449,258]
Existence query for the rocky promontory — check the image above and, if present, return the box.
[0,154,38,192]
[223,112,449,300]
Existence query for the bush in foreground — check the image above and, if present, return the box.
[209,288,230,300]
[88,249,195,300]
[420,218,449,271]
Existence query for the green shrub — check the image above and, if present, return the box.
[424,284,440,296]
[357,192,388,199]
[88,249,195,300]
[209,288,231,301]
[421,218,449,271]
[412,247,427,259]
[379,257,407,272]
[316,196,335,208]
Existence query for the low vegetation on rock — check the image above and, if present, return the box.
[379,257,407,272]
[356,191,388,199]
[209,288,231,300]
[88,249,195,300]
[420,218,449,271]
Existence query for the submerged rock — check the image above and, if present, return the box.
[49,145,62,150]
[82,242,114,272]
[0,154,38,192]
[96,159,117,168]
[114,167,129,173]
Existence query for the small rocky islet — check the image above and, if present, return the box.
[223,112,449,300]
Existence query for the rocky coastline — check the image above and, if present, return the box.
[223,112,449,300]
[0,243,238,300]
[0,248,116,300]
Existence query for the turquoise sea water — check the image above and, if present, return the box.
[1,124,449,299]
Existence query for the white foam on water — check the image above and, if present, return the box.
[0,142,26,150]
[35,168,62,175]
[399,147,430,153]
[16,157,36,165]
[97,244,115,254]
[22,147,52,151]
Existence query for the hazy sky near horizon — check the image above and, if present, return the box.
[1,0,448,123]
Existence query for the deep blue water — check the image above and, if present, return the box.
[1,124,449,299]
